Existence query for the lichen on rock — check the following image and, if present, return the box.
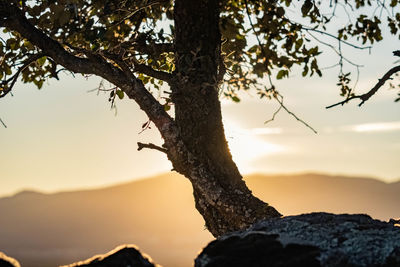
[196,212,400,267]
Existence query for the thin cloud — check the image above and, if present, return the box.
[351,121,400,132]
[334,121,400,133]
[323,121,400,134]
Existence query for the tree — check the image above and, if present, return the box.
[0,0,399,237]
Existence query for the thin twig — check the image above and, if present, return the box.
[138,119,151,134]
[326,64,400,108]
[306,30,363,68]
[137,142,168,153]
[304,27,371,50]
[0,117,7,128]
[244,0,317,134]
[264,104,282,124]
[285,17,372,51]
[275,93,318,134]
[109,0,168,28]
[244,0,269,71]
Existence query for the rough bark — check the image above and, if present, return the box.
[168,0,281,236]
[0,0,281,237]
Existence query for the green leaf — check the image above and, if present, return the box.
[276,69,288,79]
[231,96,240,102]
[302,66,309,76]
[295,39,303,50]
[301,0,313,16]
[34,79,44,89]
[4,65,12,75]
[116,90,124,99]
[37,56,47,66]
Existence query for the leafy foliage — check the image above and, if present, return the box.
[0,0,399,102]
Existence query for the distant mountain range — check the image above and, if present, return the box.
[0,173,398,267]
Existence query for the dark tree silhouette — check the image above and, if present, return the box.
[0,0,399,237]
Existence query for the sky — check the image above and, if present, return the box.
[1,7,400,197]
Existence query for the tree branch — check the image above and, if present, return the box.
[137,142,168,153]
[0,6,120,78]
[89,45,173,83]
[134,42,174,57]
[326,64,400,109]
[0,53,45,98]
[133,62,173,82]
[0,2,176,141]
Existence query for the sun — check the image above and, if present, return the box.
[223,120,286,173]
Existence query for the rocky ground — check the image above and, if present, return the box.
[2,213,400,267]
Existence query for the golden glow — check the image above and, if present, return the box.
[224,121,286,172]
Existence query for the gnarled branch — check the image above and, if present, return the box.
[326,64,400,109]
[137,142,168,153]
[0,2,176,141]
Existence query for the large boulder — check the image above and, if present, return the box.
[0,252,20,267]
[62,245,156,267]
[195,213,400,267]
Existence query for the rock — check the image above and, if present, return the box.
[389,218,400,226]
[195,233,321,267]
[62,245,156,267]
[196,212,400,267]
[0,252,20,267]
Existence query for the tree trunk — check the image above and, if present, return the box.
[168,0,281,237]
[0,0,281,238]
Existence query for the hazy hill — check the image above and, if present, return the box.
[0,173,398,267]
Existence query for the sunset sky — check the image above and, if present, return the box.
[1,17,400,197]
